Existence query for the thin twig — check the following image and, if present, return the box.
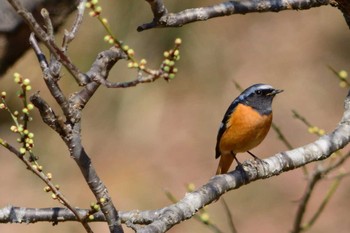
[1,142,94,233]
[62,0,86,52]
[302,175,343,231]
[29,34,74,121]
[220,198,237,233]
[291,151,350,233]
[7,0,89,85]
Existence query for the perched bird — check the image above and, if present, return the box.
[215,84,283,175]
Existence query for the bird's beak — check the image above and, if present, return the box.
[268,89,284,96]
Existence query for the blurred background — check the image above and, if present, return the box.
[1,0,350,233]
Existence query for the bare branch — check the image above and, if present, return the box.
[30,92,67,137]
[71,46,127,109]
[62,0,86,52]
[3,88,350,232]
[138,0,332,31]
[7,0,89,85]
[29,34,74,120]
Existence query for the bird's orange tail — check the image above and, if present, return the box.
[216,153,234,175]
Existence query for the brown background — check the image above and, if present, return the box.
[1,1,350,233]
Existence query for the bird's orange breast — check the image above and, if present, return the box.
[219,103,272,154]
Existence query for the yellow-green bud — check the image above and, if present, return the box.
[308,126,318,134]
[200,213,210,224]
[85,2,92,8]
[17,125,23,132]
[44,186,51,192]
[127,49,135,56]
[0,103,5,109]
[339,81,347,88]
[102,18,108,24]
[175,38,182,45]
[51,193,57,200]
[14,73,21,83]
[95,6,102,13]
[164,59,170,65]
[23,79,30,86]
[187,183,196,192]
[1,91,6,98]
[19,147,26,154]
[88,215,95,221]
[339,70,348,79]
[104,35,111,42]
[173,50,180,56]
[91,0,98,5]
[47,173,52,180]
[108,38,115,44]
[25,85,32,91]
[100,197,106,203]
[132,62,139,68]
[89,11,96,17]
[168,73,176,79]
[318,129,325,135]
[22,108,29,114]
[27,104,34,110]
[93,204,100,211]
[28,132,34,138]
[140,59,147,65]
[163,66,170,72]
[163,51,170,58]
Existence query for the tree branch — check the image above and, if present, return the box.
[7,0,89,85]
[3,89,350,232]
[138,0,336,31]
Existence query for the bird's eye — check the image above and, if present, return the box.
[256,90,262,95]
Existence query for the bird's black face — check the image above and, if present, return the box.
[241,84,283,115]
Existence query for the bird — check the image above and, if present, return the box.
[215,83,283,175]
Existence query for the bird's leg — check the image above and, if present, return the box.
[232,152,249,182]
[247,151,268,166]
[247,151,262,161]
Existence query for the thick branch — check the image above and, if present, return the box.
[3,90,350,232]
[138,0,333,31]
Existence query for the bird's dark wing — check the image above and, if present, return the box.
[215,100,239,159]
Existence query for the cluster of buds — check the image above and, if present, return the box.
[87,197,106,221]
[0,92,6,110]
[0,73,36,158]
[16,127,35,153]
[308,126,325,136]
[103,34,115,44]
[86,0,102,17]
[337,70,348,88]
[14,72,32,92]
[161,38,182,81]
